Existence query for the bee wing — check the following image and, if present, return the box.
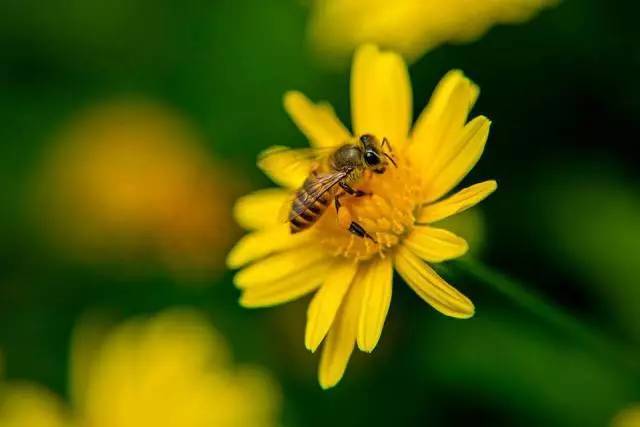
[288,169,350,222]
[258,145,334,188]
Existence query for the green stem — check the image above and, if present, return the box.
[452,257,640,377]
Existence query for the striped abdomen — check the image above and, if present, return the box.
[289,183,333,233]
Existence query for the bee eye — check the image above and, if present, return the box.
[364,150,380,166]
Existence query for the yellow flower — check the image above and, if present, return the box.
[0,310,282,427]
[0,351,70,427]
[228,44,497,388]
[32,100,239,281]
[0,383,70,427]
[612,405,640,427]
[72,309,281,427]
[308,0,557,64]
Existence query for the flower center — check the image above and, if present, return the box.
[313,147,423,261]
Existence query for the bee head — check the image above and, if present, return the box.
[360,134,391,174]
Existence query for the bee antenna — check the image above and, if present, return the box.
[383,152,397,168]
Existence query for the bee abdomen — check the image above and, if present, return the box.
[289,192,331,233]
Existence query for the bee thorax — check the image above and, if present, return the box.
[330,144,362,171]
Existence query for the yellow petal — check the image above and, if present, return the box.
[410,70,478,150]
[233,247,327,289]
[305,259,359,352]
[424,116,491,203]
[409,70,479,184]
[357,256,393,352]
[417,180,497,223]
[307,0,557,66]
[257,146,312,189]
[234,188,291,230]
[402,226,469,262]
[69,313,112,411]
[0,383,69,427]
[351,44,412,148]
[612,406,640,427]
[226,224,313,269]
[284,91,351,148]
[395,245,474,318]
[318,271,366,389]
[240,261,330,308]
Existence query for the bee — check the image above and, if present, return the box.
[261,134,396,242]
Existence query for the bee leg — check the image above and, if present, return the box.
[348,221,377,243]
[335,193,352,229]
[335,194,377,243]
[335,192,343,213]
[339,182,371,197]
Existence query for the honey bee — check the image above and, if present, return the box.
[261,134,396,242]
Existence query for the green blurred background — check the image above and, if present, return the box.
[1,0,639,426]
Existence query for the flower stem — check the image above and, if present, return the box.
[452,257,640,377]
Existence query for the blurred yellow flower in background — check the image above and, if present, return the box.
[0,351,70,427]
[0,310,281,427]
[0,383,70,427]
[308,0,557,64]
[32,100,239,282]
[71,309,281,427]
[228,44,496,388]
[612,405,640,427]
